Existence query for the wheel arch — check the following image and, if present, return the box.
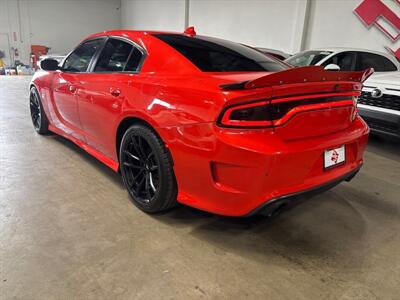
[30,82,39,93]
[115,115,170,165]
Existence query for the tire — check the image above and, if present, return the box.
[119,124,178,213]
[29,87,49,134]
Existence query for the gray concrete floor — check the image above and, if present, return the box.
[1,76,399,300]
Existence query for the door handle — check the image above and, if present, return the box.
[69,85,77,93]
[110,88,121,97]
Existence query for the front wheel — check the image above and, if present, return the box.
[29,87,49,134]
[120,124,178,213]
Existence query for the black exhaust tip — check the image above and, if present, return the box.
[260,201,289,218]
[245,166,363,218]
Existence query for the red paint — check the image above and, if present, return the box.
[184,26,196,36]
[244,66,372,89]
[31,30,371,216]
[355,0,400,59]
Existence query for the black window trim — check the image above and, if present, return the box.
[89,35,147,74]
[60,36,147,74]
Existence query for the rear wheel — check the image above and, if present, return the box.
[120,124,177,213]
[30,87,49,134]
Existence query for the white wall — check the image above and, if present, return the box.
[2,0,398,67]
[120,0,400,58]
[0,0,14,66]
[120,0,307,53]
[121,0,185,31]
[0,0,121,66]
[305,0,400,54]
[188,0,308,53]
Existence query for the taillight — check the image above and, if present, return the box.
[352,96,359,121]
[218,94,358,128]
[353,96,358,106]
[219,100,273,128]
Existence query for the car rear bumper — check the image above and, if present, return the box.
[163,116,369,217]
[358,106,400,138]
[246,165,361,217]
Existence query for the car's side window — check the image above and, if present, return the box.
[124,48,143,72]
[356,52,397,72]
[63,39,103,72]
[94,38,143,72]
[322,52,357,71]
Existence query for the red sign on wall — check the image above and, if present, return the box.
[354,0,400,59]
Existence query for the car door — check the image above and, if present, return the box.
[355,51,398,72]
[321,51,357,71]
[76,37,145,158]
[51,38,104,139]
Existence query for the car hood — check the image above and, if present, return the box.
[365,72,400,87]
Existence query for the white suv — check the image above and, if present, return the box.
[358,72,400,138]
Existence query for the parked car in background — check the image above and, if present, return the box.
[255,47,291,60]
[285,48,400,73]
[358,72,400,138]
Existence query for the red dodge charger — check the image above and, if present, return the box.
[30,29,372,217]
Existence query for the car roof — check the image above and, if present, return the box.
[312,47,392,56]
[255,47,291,57]
[85,29,184,40]
[79,30,204,74]
[293,47,400,68]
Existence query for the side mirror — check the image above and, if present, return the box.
[324,64,340,71]
[40,58,59,71]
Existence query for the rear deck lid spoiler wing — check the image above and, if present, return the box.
[220,66,374,91]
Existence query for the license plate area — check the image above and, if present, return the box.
[324,145,345,169]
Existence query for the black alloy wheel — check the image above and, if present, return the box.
[29,87,49,134]
[120,124,177,213]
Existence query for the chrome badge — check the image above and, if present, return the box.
[371,88,383,98]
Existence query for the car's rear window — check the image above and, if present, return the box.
[154,34,287,72]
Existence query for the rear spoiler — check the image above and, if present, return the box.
[220,66,374,91]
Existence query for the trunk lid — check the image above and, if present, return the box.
[218,66,373,140]
[268,82,361,141]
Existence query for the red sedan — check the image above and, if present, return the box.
[30,29,372,217]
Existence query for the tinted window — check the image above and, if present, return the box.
[285,50,332,67]
[322,52,357,71]
[125,48,143,71]
[356,52,397,72]
[154,34,287,72]
[95,38,134,72]
[63,39,102,72]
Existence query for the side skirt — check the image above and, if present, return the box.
[48,124,119,172]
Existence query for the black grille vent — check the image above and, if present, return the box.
[362,116,399,135]
[358,91,400,111]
